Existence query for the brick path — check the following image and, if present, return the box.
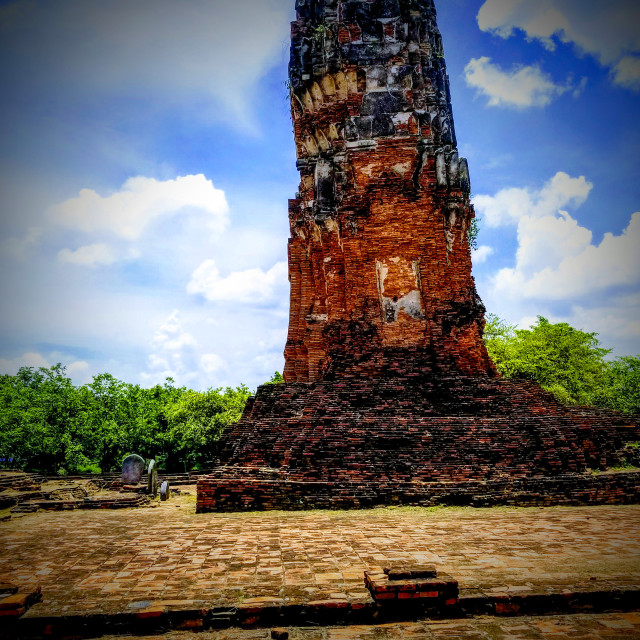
[94,612,640,638]
[1,492,639,621]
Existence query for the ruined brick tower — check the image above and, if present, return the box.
[197,0,640,512]
[284,0,495,382]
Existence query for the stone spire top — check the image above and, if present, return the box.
[289,0,461,167]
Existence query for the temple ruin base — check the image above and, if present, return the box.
[196,377,640,512]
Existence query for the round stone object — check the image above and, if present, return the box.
[160,480,170,501]
[121,454,145,484]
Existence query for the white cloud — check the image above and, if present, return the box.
[187,259,288,304]
[464,57,579,108]
[0,352,50,371]
[0,0,292,126]
[476,173,640,355]
[0,352,90,383]
[475,173,640,355]
[613,56,640,90]
[2,227,42,260]
[477,0,640,90]
[495,212,640,300]
[474,171,592,227]
[142,309,227,386]
[472,245,494,264]
[57,243,119,267]
[67,360,91,380]
[50,174,229,241]
[201,353,225,374]
[567,294,640,355]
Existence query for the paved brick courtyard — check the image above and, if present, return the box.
[97,612,640,639]
[1,490,639,623]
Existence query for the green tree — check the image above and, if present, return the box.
[264,371,284,384]
[596,356,640,414]
[484,315,610,406]
[0,365,86,473]
[164,385,251,470]
[0,366,253,474]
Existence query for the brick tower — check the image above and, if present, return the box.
[197,0,640,512]
[284,0,495,382]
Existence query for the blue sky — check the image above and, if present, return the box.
[0,0,639,390]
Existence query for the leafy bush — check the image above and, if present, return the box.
[76,462,102,475]
[484,314,639,413]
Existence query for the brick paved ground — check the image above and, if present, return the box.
[97,612,640,639]
[1,491,639,619]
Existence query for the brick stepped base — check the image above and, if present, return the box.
[0,472,42,491]
[10,494,149,513]
[197,376,640,512]
[0,582,41,621]
[198,468,640,511]
[14,580,640,637]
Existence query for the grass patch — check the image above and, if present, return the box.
[0,506,13,521]
[592,465,640,474]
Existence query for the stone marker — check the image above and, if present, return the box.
[160,480,170,501]
[147,460,156,494]
[121,454,145,484]
[150,468,158,498]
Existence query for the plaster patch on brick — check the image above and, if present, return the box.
[376,259,424,323]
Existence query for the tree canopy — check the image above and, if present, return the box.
[484,314,639,413]
[0,367,251,474]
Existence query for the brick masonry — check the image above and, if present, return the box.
[3,502,640,635]
[283,0,492,382]
[197,0,640,512]
[197,376,640,512]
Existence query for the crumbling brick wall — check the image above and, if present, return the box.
[284,0,495,381]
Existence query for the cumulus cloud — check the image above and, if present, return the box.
[474,173,640,301]
[464,57,580,108]
[613,56,640,90]
[0,352,51,371]
[50,174,228,241]
[2,227,43,260]
[475,172,640,354]
[474,172,592,227]
[200,353,226,374]
[477,0,640,90]
[472,245,494,264]
[187,260,288,304]
[498,212,640,299]
[58,243,122,267]
[142,310,226,386]
[0,0,292,125]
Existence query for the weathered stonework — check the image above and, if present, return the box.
[197,377,640,512]
[196,0,640,512]
[284,0,493,381]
